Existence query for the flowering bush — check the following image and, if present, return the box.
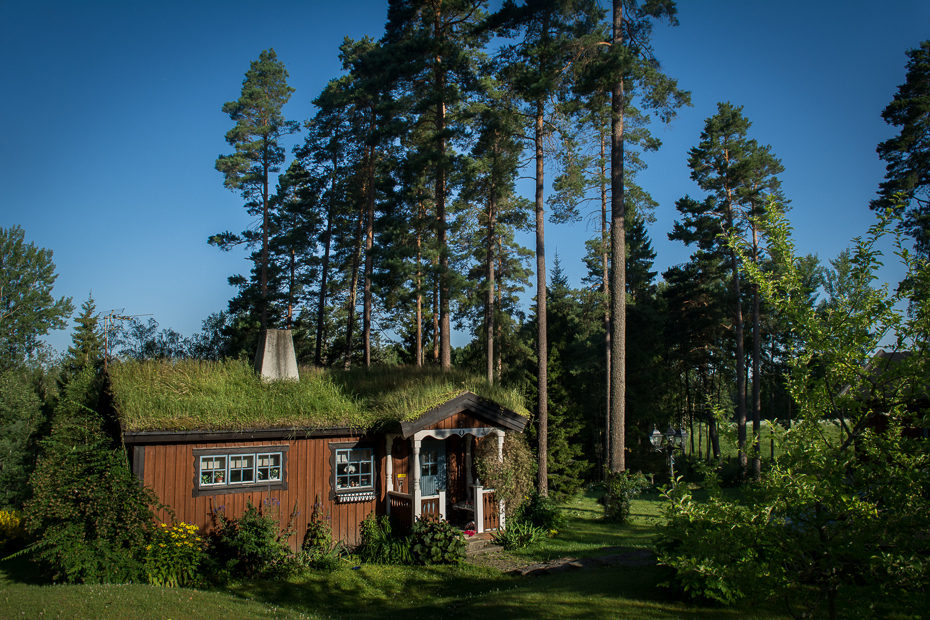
[144,521,206,587]
[0,510,26,549]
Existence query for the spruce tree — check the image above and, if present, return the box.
[62,293,103,380]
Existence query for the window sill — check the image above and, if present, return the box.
[192,481,287,498]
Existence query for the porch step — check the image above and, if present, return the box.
[465,532,500,557]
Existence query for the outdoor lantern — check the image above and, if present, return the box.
[665,427,676,445]
[650,428,664,450]
[678,428,689,448]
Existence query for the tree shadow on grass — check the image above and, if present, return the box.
[220,564,787,620]
[0,553,51,586]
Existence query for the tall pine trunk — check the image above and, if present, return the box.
[600,132,611,473]
[751,224,762,478]
[434,14,452,372]
[724,204,747,469]
[363,140,375,368]
[535,98,549,496]
[432,263,440,364]
[344,200,365,369]
[261,157,269,329]
[314,152,337,366]
[609,0,626,473]
[415,214,424,368]
[486,189,496,384]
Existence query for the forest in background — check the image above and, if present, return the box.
[2,1,928,503]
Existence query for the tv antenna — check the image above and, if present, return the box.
[101,309,153,371]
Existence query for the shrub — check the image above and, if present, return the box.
[492,519,548,550]
[207,499,295,578]
[298,495,341,571]
[144,521,207,587]
[0,510,26,550]
[409,516,465,565]
[517,491,565,532]
[23,368,163,583]
[603,470,649,524]
[0,370,45,511]
[356,513,411,565]
[474,432,535,521]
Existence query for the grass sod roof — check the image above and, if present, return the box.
[109,359,530,433]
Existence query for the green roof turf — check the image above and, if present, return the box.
[109,359,529,433]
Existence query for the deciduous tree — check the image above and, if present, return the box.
[0,225,73,371]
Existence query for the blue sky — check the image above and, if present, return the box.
[1,0,928,354]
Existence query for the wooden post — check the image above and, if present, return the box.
[412,439,422,519]
[465,436,473,501]
[496,430,506,528]
[475,485,485,534]
[386,435,395,493]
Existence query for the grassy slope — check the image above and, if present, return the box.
[110,361,529,432]
[5,488,919,619]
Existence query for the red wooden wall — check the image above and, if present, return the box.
[139,435,384,550]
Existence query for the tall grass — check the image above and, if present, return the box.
[110,360,528,432]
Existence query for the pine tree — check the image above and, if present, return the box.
[383,0,488,371]
[584,0,689,473]
[872,40,930,257]
[213,49,298,330]
[487,0,602,495]
[683,102,784,472]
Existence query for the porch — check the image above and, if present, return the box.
[384,427,506,534]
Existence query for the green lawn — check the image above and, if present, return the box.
[7,485,916,619]
[0,488,799,620]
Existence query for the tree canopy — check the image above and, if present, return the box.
[0,225,74,371]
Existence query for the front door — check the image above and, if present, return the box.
[419,439,446,496]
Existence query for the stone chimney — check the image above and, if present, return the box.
[254,329,299,381]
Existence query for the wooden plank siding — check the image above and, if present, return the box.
[139,435,382,550]
[424,411,493,431]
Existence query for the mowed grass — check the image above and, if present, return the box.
[0,489,795,620]
[505,487,665,563]
[0,558,315,620]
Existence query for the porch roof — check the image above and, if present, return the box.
[399,391,528,438]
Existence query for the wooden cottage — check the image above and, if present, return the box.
[111,359,529,549]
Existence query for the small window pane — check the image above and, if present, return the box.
[229,454,255,484]
[200,456,227,485]
[257,453,281,481]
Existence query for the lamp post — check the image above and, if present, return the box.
[650,426,689,482]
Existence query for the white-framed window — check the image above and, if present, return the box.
[193,445,287,496]
[329,442,376,502]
